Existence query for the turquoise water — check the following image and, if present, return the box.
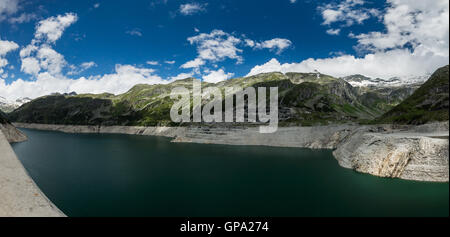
[12,128,449,217]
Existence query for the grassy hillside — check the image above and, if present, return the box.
[8,72,419,127]
[374,65,449,125]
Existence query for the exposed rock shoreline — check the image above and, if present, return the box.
[13,122,449,182]
[0,122,27,143]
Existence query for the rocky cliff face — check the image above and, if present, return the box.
[333,122,449,182]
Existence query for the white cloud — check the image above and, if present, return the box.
[170,72,194,81]
[8,12,38,24]
[19,13,77,79]
[187,30,243,64]
[165,60,176,64]
[67,61,97,75]
[354,0,449,56]
[36,46,66,75]
[326,28,341,35]
[126,29,143,37]
[0,12,174,101]
[182,30,292,69]
[202,69,234,83]
[244,39,255,47]
[93,3,100,8]
[20,57,40,75]
[179,3,206,16]
[248,0,449,80]
[146,61,159,66]
[0,37,19,74]
[290,0,297,3]
[319,0,379,26]
[181,58,205,69]
[253,38,292,54]
[0,64,171,100]
[35,13,78,43]
[247,48,447,80]
[0,38,19,56]
[0,0,19,22]
[81,61,97,70]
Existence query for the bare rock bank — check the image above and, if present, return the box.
[13,122,449,182]
[333,122,449,182]
[0,122,27,143]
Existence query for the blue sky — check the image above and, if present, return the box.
[0,0,448,100]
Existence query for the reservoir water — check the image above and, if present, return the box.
[12,128,449,217]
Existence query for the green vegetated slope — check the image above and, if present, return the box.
[375,65,449,125]
[8,72,419,126]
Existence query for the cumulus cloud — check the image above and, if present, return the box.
[0,64,170,100]
[181,58,205,69]
[179,3,207,16]
[35,13,78,43]
[253,38,292,54]
[67,61,97,75]
[202,69,234,83]
[0,37,19,75]
[1,13,174,101]
[0,0,19,22]
[182,29,292,69]
[0,38,19,56]
[20,57,40,75]
[326,28,341,35]
[319,0,379,26]
[20,44,67,77]
[354,0,449,56]
[247,49,446,79]
[165,60,176,64]
[248,0,449,80]
[146,61,159,66]
[81,61,97,70]
[187,30,243,64]
[170,72,194,81]
[19,13,80,79]
[8,12,38,24]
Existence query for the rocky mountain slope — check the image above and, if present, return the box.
[7,72,419,127]
[375,65,449,124]
[342,74,428,88]
[0,97,32,113]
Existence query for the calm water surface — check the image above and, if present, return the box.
[12,128,449,217]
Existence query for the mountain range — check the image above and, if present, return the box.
[375,65,449,124]
[5,66,449,126]
[0,97,32,113]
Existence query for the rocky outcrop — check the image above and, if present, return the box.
[0,123,27,143]
[333,122,449,182]
[172,125,357,149]
[0,112,27,143]
[13,123,186,138]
